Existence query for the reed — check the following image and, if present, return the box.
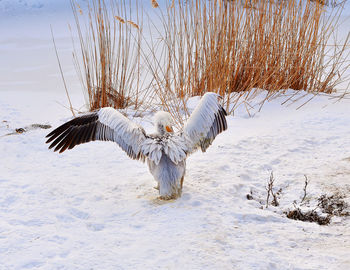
[146,0,350,115]
[71,0,145,111]
[69,0,349,121]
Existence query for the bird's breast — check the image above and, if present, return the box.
[147,153,186,184]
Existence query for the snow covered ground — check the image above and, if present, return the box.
[2,88,350,270]
[1,1,350,269]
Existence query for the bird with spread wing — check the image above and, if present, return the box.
[46,92,228,199]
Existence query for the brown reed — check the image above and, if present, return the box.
[146,0,350,116]
[71,0,146,111]
[69,0,349,121]
[151,0,159,8]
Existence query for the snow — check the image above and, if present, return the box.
[1,1,350,269]
[2,90,350,270]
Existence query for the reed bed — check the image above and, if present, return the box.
[71,0,147,111]
[69,0,349,120]
[146,0,350,115]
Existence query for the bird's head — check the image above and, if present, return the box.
[154,111,174,135]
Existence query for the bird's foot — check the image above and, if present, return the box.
[158,194,179,200]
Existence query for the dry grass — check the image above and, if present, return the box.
[145,0,350,117]
[68,0,350,121]
[71,0,148,111]
[318,193,350,216]
[286,207,331,225]
[311,0,347,7]
[286,192,349,225]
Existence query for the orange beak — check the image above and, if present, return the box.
[165,126,173,133]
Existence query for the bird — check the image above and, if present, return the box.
[46,92,228,200]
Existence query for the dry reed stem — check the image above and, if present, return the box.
[51,25,76,117]
[71,0,147,111]
[67,0,349,126]
[144,0,349,120]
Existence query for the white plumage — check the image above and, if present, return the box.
[46,92,227,199]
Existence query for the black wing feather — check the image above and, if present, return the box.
[46,112,100,153]
[200,106,227,152]
[46,108,147,162]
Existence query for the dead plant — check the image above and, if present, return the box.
[265,171,281,207]
[301,174,310,203]
[146,0,350,120]
[71,0,148,111]
[286,207,331,225]
[318,193,350,216]
[67,0,350,125]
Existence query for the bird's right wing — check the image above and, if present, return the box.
[46,107,147,161]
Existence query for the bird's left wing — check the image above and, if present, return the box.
[46,107,147,161]
[181,92,227,153]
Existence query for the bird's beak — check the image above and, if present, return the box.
[165,126,173,133]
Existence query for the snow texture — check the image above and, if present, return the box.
[1,1,350,269]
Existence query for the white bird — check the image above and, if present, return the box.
[46,92,227,200]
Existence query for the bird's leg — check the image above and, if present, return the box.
[180,176,184,189]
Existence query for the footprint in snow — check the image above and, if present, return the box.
[86,223,105,232]
[191,201,201,207]
[22,261,44,269]
[0,195,17,207]
[50,235,68,244]
[56,214,75,223]
[181,193,191,201]
[69,208,90,220]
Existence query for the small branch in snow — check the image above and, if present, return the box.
[301,175,310,204]
[266,171,279,208]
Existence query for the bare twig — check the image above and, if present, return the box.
[51,25,75,117]
[71,0,148,112]
[301,174,310,203]
[266,171,279,208]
